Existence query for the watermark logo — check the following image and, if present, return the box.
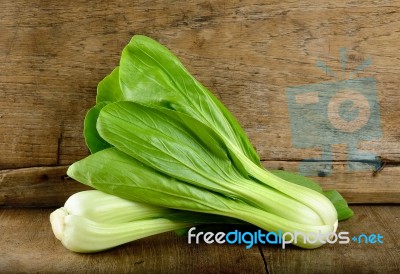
[187,227,384,249]
[286,48,382,176]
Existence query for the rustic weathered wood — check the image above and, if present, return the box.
[262,205,400,274]
[1,0,399,204]
[0,166,90,207]
[263,161,400,203]
[0,206,398,273]
[0,208,266,273]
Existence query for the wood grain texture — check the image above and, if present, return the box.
[0,208,266,274]
[0,166,90,207]
[1,0,399,204]
[0,206,398,273]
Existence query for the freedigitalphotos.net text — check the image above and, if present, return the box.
[187,227,356,249]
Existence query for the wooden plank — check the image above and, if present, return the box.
[263,161,400,203]
[1,0,399,202]
[262,205,400,274]
[0,166,90,207]
[0,208,266,273]
[0,206,398,273]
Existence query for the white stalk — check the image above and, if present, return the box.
[50,208,191,253]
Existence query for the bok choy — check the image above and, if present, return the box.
[53,35,353,252]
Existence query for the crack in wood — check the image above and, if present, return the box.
[257,243,269,274]
[134,260,144,265]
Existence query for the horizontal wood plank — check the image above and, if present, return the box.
[0,206,398,273]
[1,0,399,203]
[0,166,90,207]
[0,208,266,274]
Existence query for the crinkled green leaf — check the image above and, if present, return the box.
[119,35,260,170]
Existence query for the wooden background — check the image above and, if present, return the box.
[1,205,399,273]
[1,0,400,206]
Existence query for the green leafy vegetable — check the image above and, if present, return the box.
[57,35,353,253]
[85,35,352,219]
